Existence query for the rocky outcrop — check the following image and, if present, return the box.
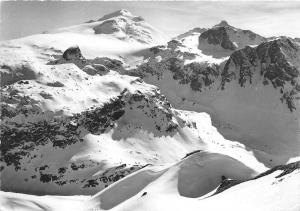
[253,160,300,179]
[167,40,184,49]
[62,46,84,61]
[222,38,300,111]
[198,21,266,55]
[213,20,231,28]
[214,160,300,195]
[129,37,299,112]
[214,178,241,194]
[0,64,36,87]
[130,45,220,92]
[199,27,237,50]
[0,86,185,193]
[94,20,121,34]
[48,47,123,75]
[0,94,126,169]
[48,46,87,69]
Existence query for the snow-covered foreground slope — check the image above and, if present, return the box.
[0,192,90,211]
[1,159,299,211]
[109,160,300,211]
[90,151,259,210]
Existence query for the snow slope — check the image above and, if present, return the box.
[0,192,90,211]
[109,160,300,211]
[1,160,299,211]
[91,151,258,210]
[175,27,207,40]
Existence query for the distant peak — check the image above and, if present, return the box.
[114,9,133,17]
[219,20,229,25]
[119,9,132,14]
[213,20,231,28]
[98,9,134,21]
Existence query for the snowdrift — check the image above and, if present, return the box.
[111,161,300,211]
[1,160,299,211]
[90,151,257,210]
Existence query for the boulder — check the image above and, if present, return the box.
[62,46,84,61]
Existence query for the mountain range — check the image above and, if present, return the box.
[0,9,299,211]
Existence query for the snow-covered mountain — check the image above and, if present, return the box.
[198,20,267,58]
[0,9,299,211]
[0,44,265,195]
[175,27,207,40]
[126,34,300,167]
[51,9,167,45]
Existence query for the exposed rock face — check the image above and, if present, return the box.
[214,160,300,195]
[213,20,231,28]
[167,40,184,49]
[123,37,300,165]
[253,160,300,179]
[198,21,266,57]
[48,47,123,75]
[214,179,241,194]
[48,46,87,69]
[199,27,237,51]
[0,93,125,169]
[132,58,220,92]
[129,42,221,92]
[128,38,299,112]
[222,38,300,111]
[62,46,84,61]
[0,86,185,194]
[94,20,121,34]
[0,64,36,87]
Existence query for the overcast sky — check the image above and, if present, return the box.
[1,1,300,41]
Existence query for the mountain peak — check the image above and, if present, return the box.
[98,9,134,21]
[214,20,231,28]
[115,9,133,16]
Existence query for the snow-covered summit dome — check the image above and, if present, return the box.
[98,9,134,21]
[49,9,167,44]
